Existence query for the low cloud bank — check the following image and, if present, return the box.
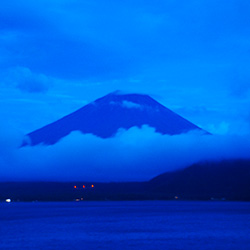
[0,125,250,182]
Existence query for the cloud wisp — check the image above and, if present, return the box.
[3,67,51,93]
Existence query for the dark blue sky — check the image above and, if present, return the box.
[0,0,250,181]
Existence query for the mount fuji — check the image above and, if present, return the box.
[22,92,205,146]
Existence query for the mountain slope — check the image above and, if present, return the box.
[22,92,204,146]
[149,159,250,200]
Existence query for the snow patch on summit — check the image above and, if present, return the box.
[109,100,143,109]
[122,101,143,109]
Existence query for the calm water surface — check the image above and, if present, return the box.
[0,201,250,250]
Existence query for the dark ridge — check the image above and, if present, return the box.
[149,159,250,200]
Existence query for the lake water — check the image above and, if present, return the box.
[0,201,250,250]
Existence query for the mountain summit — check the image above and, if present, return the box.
[22,92,204,146]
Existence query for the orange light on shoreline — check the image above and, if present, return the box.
[91,184,94,188]
[83,185,86,188]
[74,186,77,189]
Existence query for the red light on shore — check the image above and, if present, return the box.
[91,184,94,188]
[83,185,86,188]
[74,186,77,189]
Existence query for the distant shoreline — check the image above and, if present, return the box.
[1,159,250,202]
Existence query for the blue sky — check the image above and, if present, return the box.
[0,0,250,181]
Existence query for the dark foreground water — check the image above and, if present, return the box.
[0,201,250,250]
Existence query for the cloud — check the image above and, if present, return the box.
[0,125,250,182]
[3,67,51,93]
[1,0,250,82]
